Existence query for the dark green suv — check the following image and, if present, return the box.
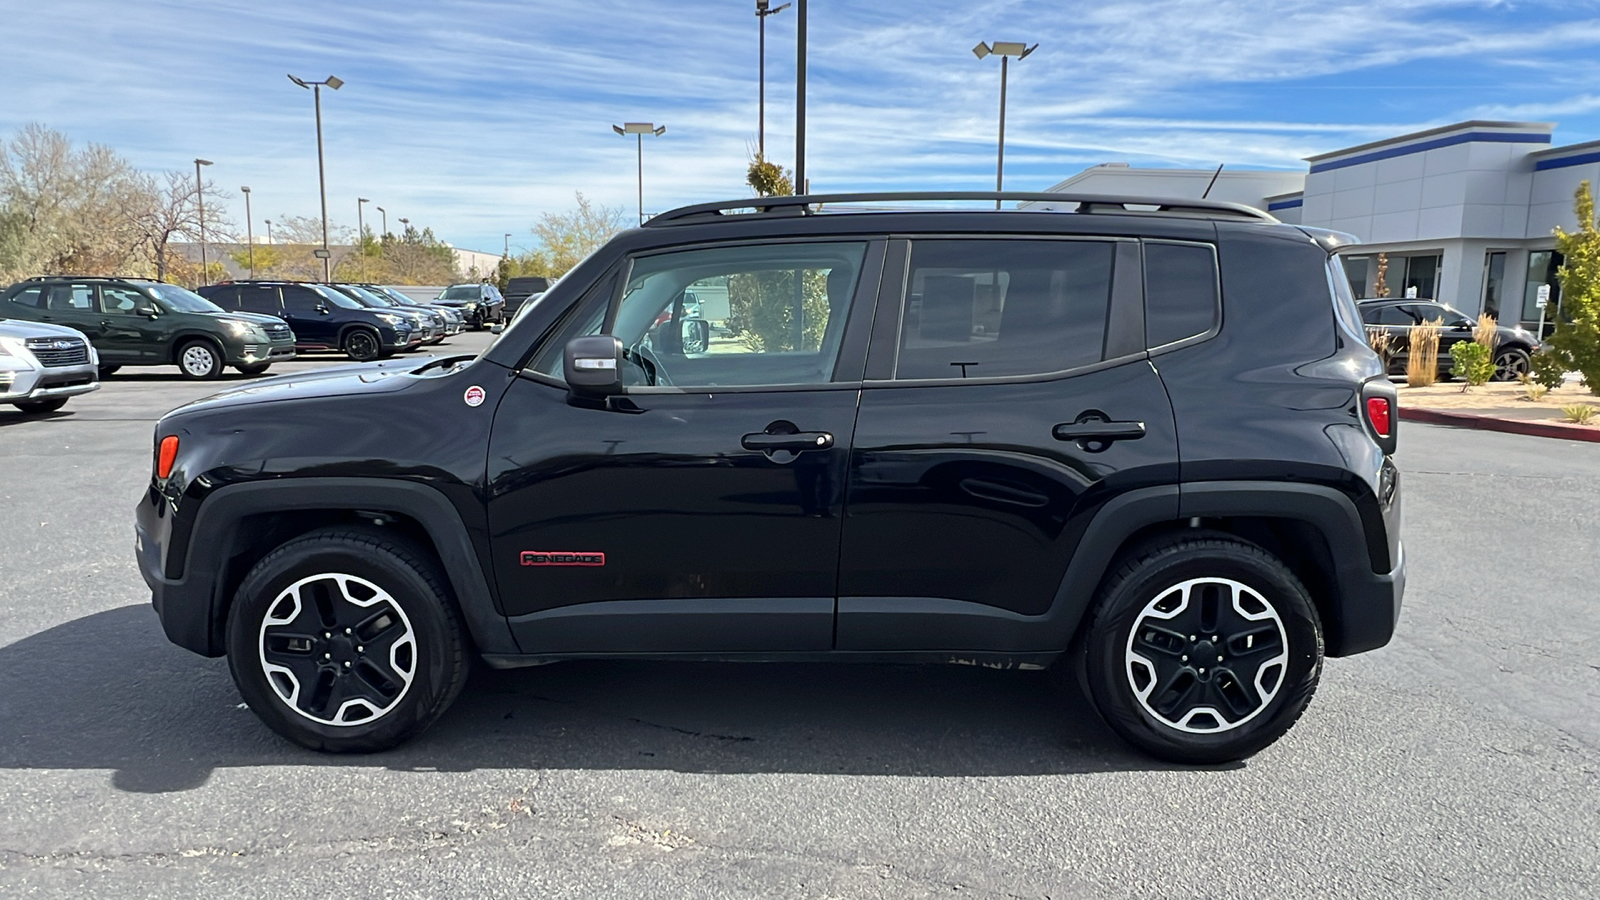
[0,277,296,379]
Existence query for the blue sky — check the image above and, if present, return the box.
[5,0,1600,253]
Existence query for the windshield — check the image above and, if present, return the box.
[441,285,481,300]
[307,284,363,309]
[145,283,224,314]
[375,287,419,306]
[341,285,400,307]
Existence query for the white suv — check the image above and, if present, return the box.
[0,317,100,414]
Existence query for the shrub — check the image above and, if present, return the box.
[1366,327,1392,366]
[1561,403,1596,424]
[1406,318,1441,387]
[1551,181,1600,394]
[1530,350,1568,391]
[1450,340,1495,386]
[1517,373,1549,402]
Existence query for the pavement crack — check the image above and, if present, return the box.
[627,716,754,742]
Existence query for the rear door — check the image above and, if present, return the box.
[486,238,884,654]
[836,236,1179,651]
[39,283,104,349]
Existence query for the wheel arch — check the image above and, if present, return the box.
[169,331,228,365]
[174,478,515,659]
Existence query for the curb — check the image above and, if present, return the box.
[1399,406,1600,443]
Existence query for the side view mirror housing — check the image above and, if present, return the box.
[135,304,158,317]
[316,303,330,314]
[564,335,624,398]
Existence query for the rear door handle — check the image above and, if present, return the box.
[1053,411,1145,451]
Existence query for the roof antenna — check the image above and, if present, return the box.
[1201,163,1224,199]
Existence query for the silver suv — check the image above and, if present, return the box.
[0,318,100,414]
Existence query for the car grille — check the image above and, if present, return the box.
[25,337,90,367]
[263,322,293,340]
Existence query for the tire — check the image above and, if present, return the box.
[226,526,468,753]
[177,340,223,380]
[1081,536,1323,764]
[1493,347,1531,382]
[343,328,382,362]
[13,397,68,414]
[235,363,272,376]
[98,365,120,378]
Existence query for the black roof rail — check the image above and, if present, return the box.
[645,191,1278,226]
[18,274,172,283]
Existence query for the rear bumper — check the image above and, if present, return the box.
[1328,540,1405,657]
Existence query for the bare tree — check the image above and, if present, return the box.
[0,125,152,279]
[519,192,627,278]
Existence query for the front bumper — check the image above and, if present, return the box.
[0,361,99,403]
[235,339,297,364]
[136,488,222,656]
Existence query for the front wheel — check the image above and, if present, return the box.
[226,527,468,753]
[236,363,272,376]
[343,329,382,362]
[1081,537,1323,764]
[1493,348,1531,382]
[13,397,68,414]
[177,340,223,380]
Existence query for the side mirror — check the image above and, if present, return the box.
[316,303,330,314]
[564,335,624,398]
[135,304,158,317]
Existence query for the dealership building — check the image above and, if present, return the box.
[1039,120,1600,333]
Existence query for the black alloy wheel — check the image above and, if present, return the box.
[226,527,468,752]
[1493,347,1531,382]
[343,329,382,362]
[1082,536,1323,764]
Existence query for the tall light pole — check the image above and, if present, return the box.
[357,197,369,243]
[612,123,666,225]
[795,0,807,193]
[240,185,255,279]
[973,41,1037,209]
[398,217,410,236]
[504,233,511,257]
[194,158,213,285]
[376,206,387,238]
[287,73,344,280]
[265,219,273,245]
[755,1,790,160]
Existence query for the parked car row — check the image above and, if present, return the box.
[1357,299,1542,381]
[1,276,506,400]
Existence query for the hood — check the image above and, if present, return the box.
[165,354,440,418]
[433,298,478,307]
[217,311,290,328]
[0,318,92,341]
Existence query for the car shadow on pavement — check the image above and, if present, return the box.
[0,605,1217,794]
[0,409,74,426]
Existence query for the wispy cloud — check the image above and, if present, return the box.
[3,0,1599,251]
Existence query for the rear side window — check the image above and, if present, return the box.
[896,239,1115,380]
[6,286,44,308]
[1372,305,1413,326]
[1144,242,1220,348]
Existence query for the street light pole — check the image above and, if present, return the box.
[241,185,254,279]
[755,1,790,160]
[612,123,666,225]
[972,42,1037,209]
[376,206,387,238]
[504,233,511,257]
[357,197,368,244]
[288,74,344,281]
[398,217,409,236]
[265,219,273,245]
[194,158,213,285]
[795,0,807,193]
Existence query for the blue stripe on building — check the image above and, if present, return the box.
[1308,131,1552,174]
[1534,150,1600,171]
[1267,198,1303,211]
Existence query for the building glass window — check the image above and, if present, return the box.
[1482,252,1507,320]
[1402,254,1441,300]
[1522,250,1563,334]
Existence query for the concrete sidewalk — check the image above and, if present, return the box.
[1395,378,1600,443]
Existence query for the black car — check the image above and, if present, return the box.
[197,281,422,361]
[137,191,1404,764]
[1,276,295,379]
[327,284,447,345]
[503,275,550,315]
[1358,299,1539,381]
[433,282,505,329]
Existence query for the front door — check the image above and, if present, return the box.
[487,239,883,654]
[97,284,166,362]
[836,237,1180,651]
[277,285,336,348]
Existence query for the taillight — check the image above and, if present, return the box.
[156,435,179,480]
[1365,397,1392,438]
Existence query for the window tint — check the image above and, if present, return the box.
[7,286,44,308]
[236,286,276,313]
[101,286,145,315]
[896,239,1114,380]
[45,284,95,312]
[280,286,321,311]
[1371,305,1413,326]
[1144,242,1219,348]
[1399,304,1445,325]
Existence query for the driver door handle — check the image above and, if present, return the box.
[1053,411,1145,451]
[742,431,835,453]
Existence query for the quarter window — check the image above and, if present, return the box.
[6,287,44,308]
[1144,242,1220,348]
[895,239,1115,380]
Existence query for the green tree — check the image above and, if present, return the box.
[1551,181,1600,393]
[746,154,794,198]
[510,192,625,278]
[725,153,824,351]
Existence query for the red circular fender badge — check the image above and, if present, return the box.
[463,385,486,408]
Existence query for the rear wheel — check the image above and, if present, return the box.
[226,527,468,753]
[343,328,382,362]
[1493,347,1531,382]
[177,340,223,380]
[1081,536,1323,764]
[13,398,68,414]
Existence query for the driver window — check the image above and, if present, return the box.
[612,241,868,388]
[101,286,145,315]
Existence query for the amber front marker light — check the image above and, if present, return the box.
[157,436,180,480]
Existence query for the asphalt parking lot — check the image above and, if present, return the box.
[2,337,1598,899]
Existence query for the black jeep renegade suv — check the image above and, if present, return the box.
[135,192,1404,764]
